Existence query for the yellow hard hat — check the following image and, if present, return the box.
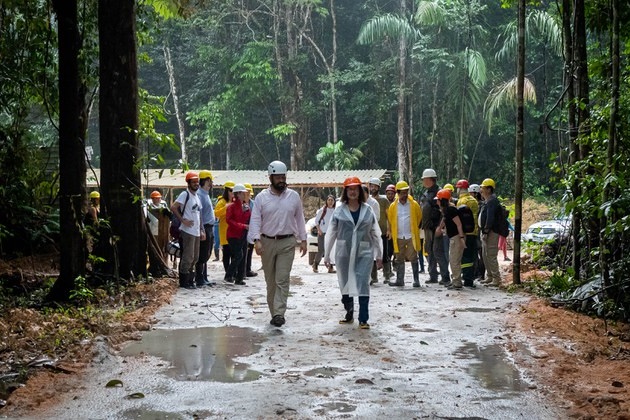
[244,183,254,195]
[444,183,454,192]
[395,180,409,191]
[89,191,100,199]
[224,181,235,189]
[199,170,213,180]
[481,178,496,188]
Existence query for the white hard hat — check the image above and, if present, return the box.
[368,177,381,186]
[469,183,481,193]
[232,184,248,193]
[268,160,288,175]
[422,168,437,179]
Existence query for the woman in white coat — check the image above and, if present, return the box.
[324,177,383,329]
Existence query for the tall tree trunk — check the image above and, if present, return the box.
[300,0,338,168]
[330,0,338,148]
[562,0,581,280]
[163,44,187,164]
[272,0,311,170]
[397,0,410,183]
[513,0,526,286]
[429,78,440,169]
[98,0,147,281]
[601,0,619,291]
[49,0,87,301]
[574,0,596,266]
[225,132,231,170]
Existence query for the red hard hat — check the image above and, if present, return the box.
[343,177,362,187]
[185,171,199,181]
[150,191,162,199]
[456,179,469,189]
[385,184,396,192]
[436,188,452,200]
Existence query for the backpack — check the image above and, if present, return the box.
[169,192,190,241]
[457,205,475,234]
[495,204,510,237]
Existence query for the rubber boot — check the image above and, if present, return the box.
[412,261,420,288]
[178,272,187,288]
[489,278,501,287]
[224,272,234,283]
[383,260,392,283]
[195,270,208,287]
[186,272,197,289]
[370,262,378,285]
[389,261,405,286]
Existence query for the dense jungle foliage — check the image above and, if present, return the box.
[0,0,628,319]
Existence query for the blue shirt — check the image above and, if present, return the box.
[198,188,216,225]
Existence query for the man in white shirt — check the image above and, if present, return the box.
[248,161,307,327]
[386,181,423,287]
[171,171,204,289]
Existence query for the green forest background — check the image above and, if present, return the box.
[0,0,628,316]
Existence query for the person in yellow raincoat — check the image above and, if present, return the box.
[386,181,423,287]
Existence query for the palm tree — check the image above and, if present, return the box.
[414,0,488,180]
[357,10,418,184]
[316,140,364,171]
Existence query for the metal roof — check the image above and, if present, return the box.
[87,169,388,189]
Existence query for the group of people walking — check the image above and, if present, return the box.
[310,169,508,329]
[167,161,308,329]
[168,171,265,289]
[169,170,217,289]
[134,163,508,331]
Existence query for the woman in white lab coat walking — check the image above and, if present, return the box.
[324,177,383,329]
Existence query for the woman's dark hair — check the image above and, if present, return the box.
[438,198,450,212]
[320,195,336,220]
[341,186,366,204]
[222,187,232,202]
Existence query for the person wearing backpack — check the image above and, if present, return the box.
[469,183,486,281]
[478,178,501,287]
[170,171,204,289]
[420,169,450,286]
[194,170,216,287]
[456,179,479,288]
[436,189,467,290]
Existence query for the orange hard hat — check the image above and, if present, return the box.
[185,171,199,181]
[150,191,162,199]
[343,177,362,187]
[436,188,452,200]
[385,184,396,192]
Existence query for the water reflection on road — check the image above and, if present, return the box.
[122,326,264,383]
[454,342,529,392]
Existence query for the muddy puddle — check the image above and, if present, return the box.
[122,326,264,383]
[304,366,346,378]
[455,342,529,392]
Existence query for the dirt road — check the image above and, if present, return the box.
[19,250,560,419]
